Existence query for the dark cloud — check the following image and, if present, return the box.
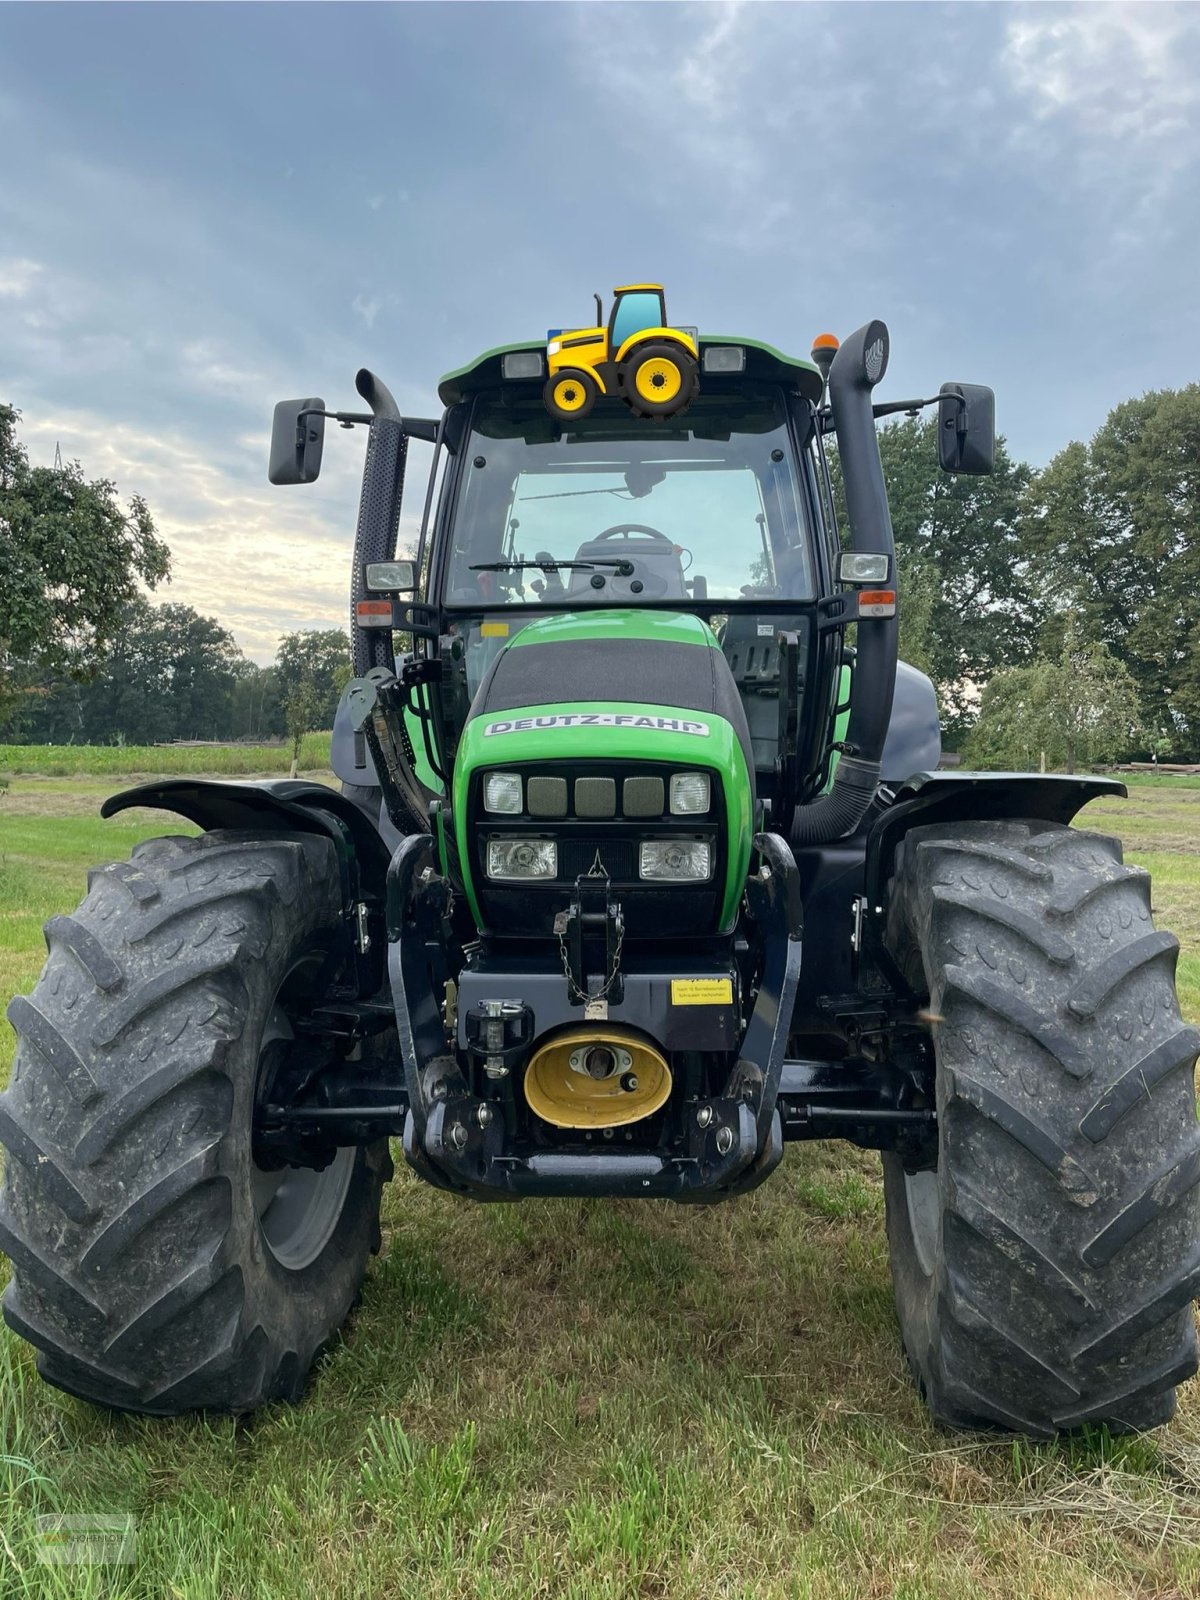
[1,2,1197,658]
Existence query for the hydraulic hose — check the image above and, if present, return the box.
[790,322,899,847]
[350,368,407,678]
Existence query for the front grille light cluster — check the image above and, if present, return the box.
[484,768,711,821]
[480,766,717,884]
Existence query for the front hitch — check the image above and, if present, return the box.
[384,831,803,1201]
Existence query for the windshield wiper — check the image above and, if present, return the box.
[518,487,631,502]
[470,558,634,576]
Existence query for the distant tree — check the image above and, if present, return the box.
[829,419,1043,737]
[284,681,322,776]
[963,614,1141,773]
[230,661,281,742]
[21,598,246,745]
[272,629,350,732]
[0,405,170,724]
[1025,385,1200,756]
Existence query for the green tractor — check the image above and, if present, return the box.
[4,319,1198,1433]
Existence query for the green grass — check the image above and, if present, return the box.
[1,777,1199,1598]
[0,734,332,778]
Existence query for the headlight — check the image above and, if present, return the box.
[639,840,712,881]
[547,339,562,356]
[669,772,711,814]
[484,772,523,814]
[487,839,557,880]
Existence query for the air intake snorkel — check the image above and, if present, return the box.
[350,368,407,677]
[790,321,899,846]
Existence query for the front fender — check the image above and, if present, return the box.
[101,777,394,907]
[864,770,1127,906]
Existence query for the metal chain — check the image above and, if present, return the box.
[557,912,624,1004]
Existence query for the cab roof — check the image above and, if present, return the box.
[437,335,825,409]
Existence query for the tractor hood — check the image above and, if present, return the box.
[450,610,755,931]
[456,610,753,771]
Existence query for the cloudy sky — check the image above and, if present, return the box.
[2,2,1198,661]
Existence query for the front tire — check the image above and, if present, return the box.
[1,830,391,1415]
[884,819,1200,1434]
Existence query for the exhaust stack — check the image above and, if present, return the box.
[791,321,899,846]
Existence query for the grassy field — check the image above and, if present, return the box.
[0,735,332,779]
[1,773,1199,1598]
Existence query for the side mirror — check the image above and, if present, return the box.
[937,383,995,475]
[269,397,326,484]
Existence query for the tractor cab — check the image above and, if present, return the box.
[417,335,851,835]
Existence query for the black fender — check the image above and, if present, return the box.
[864,770,1127,906]
[101,779,394,989]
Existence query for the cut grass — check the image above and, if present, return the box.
[1,777,1198,1598]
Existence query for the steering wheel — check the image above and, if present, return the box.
[595,523,673,543]
[593,522,694,575]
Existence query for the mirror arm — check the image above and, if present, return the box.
[871,395,945,419]
[299,408,372,432]
[297,408,440,441]
[819,394,950,433]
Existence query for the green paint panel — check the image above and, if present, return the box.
[506,609,716,649]
[402,704,443,794]
[452,698,753,932]
[824,664,853,792]
[439,335,824,407]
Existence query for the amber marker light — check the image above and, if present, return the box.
[355,599,394,628]
[810,332,839,383]
[858,589,897,618]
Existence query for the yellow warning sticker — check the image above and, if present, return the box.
[480,621,510,638]
[671,978,734,1006]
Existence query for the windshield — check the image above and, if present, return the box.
[442,385,815,607]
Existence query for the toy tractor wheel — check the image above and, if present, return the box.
[544,368,598,421]
[622,342,699,419]
[0,830,392,1416]
[883,819,1200,1434]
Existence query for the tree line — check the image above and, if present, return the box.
[4,384,1199,763]
[829,382,1200,765]
[1,403,350,750]
[7,598,350,750]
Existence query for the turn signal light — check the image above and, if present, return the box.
[355,599,394,628]
[858,589,897,618]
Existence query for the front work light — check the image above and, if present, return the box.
[484,772,523,814]
[669,772,711,814]
[487,839,557,880]
[365,559,416,592]
[702,346,745,374]
[639,840,712,881]
[838,552,890,585]
[502,350,545,381]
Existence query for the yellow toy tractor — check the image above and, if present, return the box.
[545,283,699,420]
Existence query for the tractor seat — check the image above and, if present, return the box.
[564,537,689,601]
